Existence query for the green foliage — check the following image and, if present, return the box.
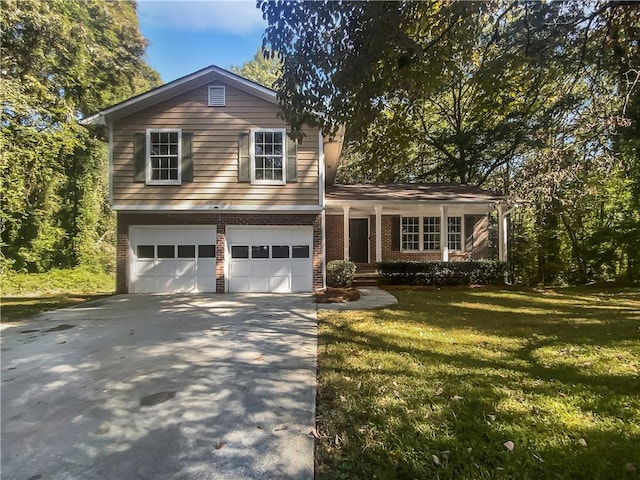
[317,288,640,479]
[377,261,507,286]
[230,48,282,89]
[0,0,160,273]
[326,260,357,288]
[2,266,114,296]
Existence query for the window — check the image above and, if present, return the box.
[292,245,309,258]
[423,217,440,251]
[272,246,290,258]
[208,85,225,106]
[448,217,462,251]
[147,129,181,185]
[137,245,154,258]
[178,245,196,258]
[252,245,269,258]
[401,217,420,250]
[251,128,285,185]
[198,245,216,258]
[231,246,249,259]
[157,245,175,258]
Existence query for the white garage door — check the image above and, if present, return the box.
[227,226,313,293]
[130,226,217,293]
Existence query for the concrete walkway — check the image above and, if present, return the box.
[317,286,398,311]
[1,294,316,480]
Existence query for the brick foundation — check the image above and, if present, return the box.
[117,212,322,293]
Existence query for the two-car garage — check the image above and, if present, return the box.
[129,225,314,293]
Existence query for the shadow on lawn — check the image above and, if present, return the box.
[316,288,640,480]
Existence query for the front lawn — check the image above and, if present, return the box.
[1,267,114,322]
[316,287,640,479]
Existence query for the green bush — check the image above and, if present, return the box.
[1,266,114,295]
[326,260,357,287]
[376,261,507,286]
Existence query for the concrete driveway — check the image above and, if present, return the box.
[1,294,317,480]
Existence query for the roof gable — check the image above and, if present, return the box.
[81,65,277,126]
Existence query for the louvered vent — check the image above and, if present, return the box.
[208,85,225,106]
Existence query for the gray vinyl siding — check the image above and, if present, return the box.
[111,82,320,207]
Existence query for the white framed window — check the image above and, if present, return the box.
[146,129,181,185]
[423,217,440,250]
[448,216,462,251]
[208,85,225,106]
[251,128,286,185]
[402,217,420,250]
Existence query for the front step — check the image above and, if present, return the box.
[353,268,379,287]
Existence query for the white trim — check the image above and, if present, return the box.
[342,205,350,260]
[374,205,383,263]
[318,131,325,207]
[250,128,287,186]
[80,65,277,125]
[108,123,114,206]
[440,205,448,261]
[321,210,327,290]
[112,204,323,212]
[208,85,225,106]
[145,128,182,186]
[326,199,503,207]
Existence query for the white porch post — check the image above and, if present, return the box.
[343,205,351,260]
[498,204,507,262]
[374,205,383,263]
[440,205,448,261]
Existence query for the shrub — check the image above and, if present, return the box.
[376,261,507,286]
[326,260,357,287]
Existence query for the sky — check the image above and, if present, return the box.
[137,0,268,83]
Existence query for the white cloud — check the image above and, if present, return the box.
[138,0,266,35]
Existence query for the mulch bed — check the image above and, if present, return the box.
[313,287,361,304]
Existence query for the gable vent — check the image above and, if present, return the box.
[208,85,225,106]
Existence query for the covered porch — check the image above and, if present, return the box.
[324,184,513,266]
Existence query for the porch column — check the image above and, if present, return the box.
[374,205,383,263]
[498,204,507,261]
[343,205,350,260]
[440,205,448,261]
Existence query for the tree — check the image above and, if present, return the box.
[230,48,282,89]
[1,0,160,272]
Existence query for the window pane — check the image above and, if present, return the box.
[198,245,216,258]
[292,245,309,258]
[272,245,289,258]
[402,217,419,250]
[252,245,269,258]
[447,217,462,250]
[137,245,154,258]
[157,245,175,258]
[177,245,196,258]
[231,246,249,259]
[423,217,440,250]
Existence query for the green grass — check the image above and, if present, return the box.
[1,267,114,322]
[316,287,640,480]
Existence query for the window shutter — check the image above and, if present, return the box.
[391,216,401,251]
[134,132,146,182]
[238,132,250,182]
[182,132,193,183]
[208,85,225,106]
[465,215,482,252]
[286,133,297,183]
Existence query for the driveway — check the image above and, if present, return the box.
[1,294,317,480]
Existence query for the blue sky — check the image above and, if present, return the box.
[137,0,268,82]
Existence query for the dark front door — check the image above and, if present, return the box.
[349,218,369,263]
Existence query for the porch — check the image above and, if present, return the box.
[324,184,514,266]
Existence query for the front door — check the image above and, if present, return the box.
[349,218,369,263]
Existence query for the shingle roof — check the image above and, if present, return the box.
[325,183,505,203]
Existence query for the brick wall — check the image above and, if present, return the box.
[325,215,344,262]
[117,212,322,293]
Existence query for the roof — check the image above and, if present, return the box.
[81,65,277,126]
[325,183,506,203]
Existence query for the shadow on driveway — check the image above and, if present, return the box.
[1,294,317,480]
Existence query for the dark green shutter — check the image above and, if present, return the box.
[238,132,250,182]
[286,133,297,183]
[182,132,193,183]
[391,216,401,251]
[134,133,146,182]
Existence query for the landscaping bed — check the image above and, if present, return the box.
[315,287,640,479]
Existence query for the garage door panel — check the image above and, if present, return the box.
[130,226,216,293]
[227,226,312,293]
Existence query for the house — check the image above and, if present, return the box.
[82,65,512,294]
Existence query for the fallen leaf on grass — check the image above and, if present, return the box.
[452,395,463,401]
[487,414,497,422]
[578,438,587,447]
[504,441,515,451]
[435,387,444,396]
[625,463,636,472]
[310,428,321,439]
[432,454,440,466]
